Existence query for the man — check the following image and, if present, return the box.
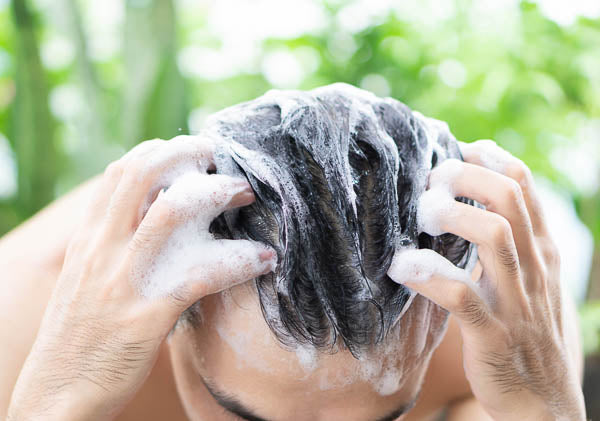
[0,84,585,420]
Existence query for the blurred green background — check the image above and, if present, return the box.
[0,0,600,408]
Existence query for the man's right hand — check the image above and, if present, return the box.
[388,140,586,421]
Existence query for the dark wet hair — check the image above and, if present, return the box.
[184,83,476,355]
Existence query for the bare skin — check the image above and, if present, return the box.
[0,137,585,421]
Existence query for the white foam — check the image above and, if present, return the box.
[135,136,216,224]
[295,345,318,372]
[132,170,276,300]
[416,158,462,236]
[216,321,276,373]
[387,247,472,285]
[417,188,453,236]
[459,139,513,174]
[313,293,448,396]
[375,367,402,396]
[412,111,441,172]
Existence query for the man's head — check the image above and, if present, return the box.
[168,83,476,420]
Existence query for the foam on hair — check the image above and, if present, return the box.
[184,83,478,356]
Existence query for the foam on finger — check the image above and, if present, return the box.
[131,169,276,300]
[459,139,513,175]
[416,159,462,236]
[387,247,472,286]
[160,172,252,229]
[136,137,217,221]
[138,233,276,300]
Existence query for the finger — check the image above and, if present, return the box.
[130,172,254,256]
[418,192,530,313]
[142,239,275,316]
[387,248,492,330]
[173,239,277,305]
[107,136,216,232]
[459,140,549,237]
[430,159,543,274]
[84,161,126,223]
[86,139,165,223]
[123,138,166,160]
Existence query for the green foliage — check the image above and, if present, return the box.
[0,2,598,344]
[580,301,600,356]
[10,0,57,215]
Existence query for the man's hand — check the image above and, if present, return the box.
[387,140,586,421]
[7,136,276,421]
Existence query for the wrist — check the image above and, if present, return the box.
[8,379,114,421]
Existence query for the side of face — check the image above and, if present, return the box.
[168,282,448,421]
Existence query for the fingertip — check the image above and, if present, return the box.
[257,245,277,274]
[388,248,470,285]
[259,247,274,262]
[229,187,255,208]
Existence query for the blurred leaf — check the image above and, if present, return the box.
[122,0,188,147]
[580,301,600,355]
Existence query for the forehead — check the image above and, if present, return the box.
[176,282,447,397]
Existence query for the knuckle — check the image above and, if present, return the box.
[497,244,520,277]
[122,159,146,182]
[170,134,194,143]
[137,138,164,151]
[448,283,471,312]
[475,138,497,147]
[536,263,549,286]
[123,139,164,164]
[540,238,560,269]
[431,159,462,185]
[503,178,523,204]
[457,296,489,327]
[149,199,180,227]
[130,225,159,252]
[447,283,490,327]
[489,215,513,247]
[168,284,192,306]
[438,158,462,174]
[507,160,532,186]
[104,160,124,179]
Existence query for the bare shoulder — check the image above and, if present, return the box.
[0,178,97,416]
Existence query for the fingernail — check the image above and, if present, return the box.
[229,189,255,208]
[258,248,277,274]
[259,248,275,262]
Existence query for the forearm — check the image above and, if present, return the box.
[0,176,99,417]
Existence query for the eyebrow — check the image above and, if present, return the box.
[201,376,417,421]
[202,377,268,421]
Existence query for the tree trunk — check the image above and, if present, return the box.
[10,0,57,216]
[121,0,188,148]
